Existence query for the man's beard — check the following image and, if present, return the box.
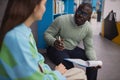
[75,18,86,26]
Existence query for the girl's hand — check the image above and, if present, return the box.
[55,63,67,74]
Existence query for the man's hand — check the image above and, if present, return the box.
[96,65,102,69]
[54,38,64,51]
[93,65,102,70]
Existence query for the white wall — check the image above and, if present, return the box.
[103,0,120,21]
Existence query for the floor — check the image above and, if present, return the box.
[90,18,120,80]
[41,18,120,80]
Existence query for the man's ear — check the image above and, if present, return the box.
[87,12,92,21]
[87,16,91,21]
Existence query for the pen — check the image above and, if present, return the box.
[58,36,62,46]
[58,36,61,41]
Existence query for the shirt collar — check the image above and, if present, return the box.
[17,23,32,37]
[70,14,77,26]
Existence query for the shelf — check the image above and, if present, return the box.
[53,12,67,19]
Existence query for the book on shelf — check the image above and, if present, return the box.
[64,58,103,67]
[74,0,83,7]
[54,0,64,14]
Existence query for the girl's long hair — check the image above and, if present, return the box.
[0,0,41,49]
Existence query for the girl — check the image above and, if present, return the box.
[0,0,86,80]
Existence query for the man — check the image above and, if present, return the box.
[96,0,102,22]
[44,3,99,80]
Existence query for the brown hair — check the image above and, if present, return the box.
[0,0,42,49]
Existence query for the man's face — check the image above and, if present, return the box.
[74,5,92,26]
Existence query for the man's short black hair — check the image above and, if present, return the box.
[77,3,92,14]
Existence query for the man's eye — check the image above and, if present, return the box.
[77,11,88,16]
[82,12,88,16]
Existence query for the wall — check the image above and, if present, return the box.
[103,0,120,21]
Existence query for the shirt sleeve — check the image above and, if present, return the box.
[83,25,97,60]
[44,17,61,46]
[0,31,66,80]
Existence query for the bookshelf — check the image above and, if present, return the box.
[74,0,83,11]
[37,0,74,49]
[53,0,74,19]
